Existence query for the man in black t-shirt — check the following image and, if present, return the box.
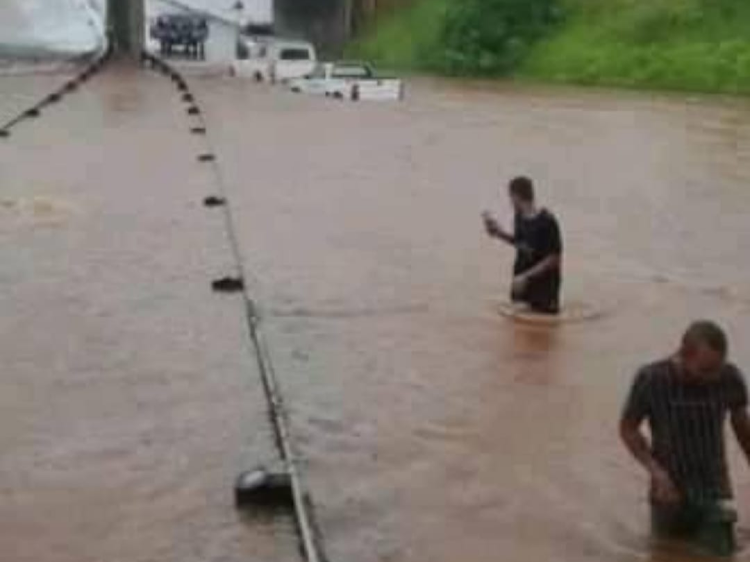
[483,176,563,314]
[620,321,750,555]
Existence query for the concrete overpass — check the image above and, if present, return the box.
[105,0,365,59]
[107,0,145,57]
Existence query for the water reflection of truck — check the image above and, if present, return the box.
[232,39,317,83]
[289,62,405,101]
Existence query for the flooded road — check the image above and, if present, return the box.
[0,64,298,562]
[3,64,750,562]
[196,78,750,562]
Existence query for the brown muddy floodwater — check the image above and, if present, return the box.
[3,64,750,562]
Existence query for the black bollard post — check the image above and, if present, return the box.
[212,277,244,293]
[203,196,226,207]
[234,467,293,509]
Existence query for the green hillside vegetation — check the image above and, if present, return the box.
[348,0,451,71]
[348,0,750,94]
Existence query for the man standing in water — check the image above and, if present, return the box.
[620,321,750,555]
[483,176,563,314]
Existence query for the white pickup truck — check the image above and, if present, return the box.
[232,38,317,83]
[288,62,405,101]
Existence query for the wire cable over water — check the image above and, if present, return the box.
[143,53,329,562]
[0,44,112,137]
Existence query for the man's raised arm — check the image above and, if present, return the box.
[482,212,515,246]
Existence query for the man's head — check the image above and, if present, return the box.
[678,320,728,383]
[508,176,535,213]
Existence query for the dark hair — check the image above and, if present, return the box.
[682,320,728,356]
[509,176,535,203]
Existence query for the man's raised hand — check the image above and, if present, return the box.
[482,211,504,238]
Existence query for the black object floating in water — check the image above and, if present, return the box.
[198,153,215,162]
[187,106,201,115]
[25,108,40,118]
[212,276,244,293]
[235,467,293,509]
[46,93,62,104]
[0,130,9,138]
[182,93,194,103]
[204,196,226,207]
[190,127,207,135]
[696,505,738,557]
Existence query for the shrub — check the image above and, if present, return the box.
[440,0,563,75]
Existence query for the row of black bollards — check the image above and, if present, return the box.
[0,45,114,138]
[143,52,292,495]
[142,53,236,295]
[142,53,207,134]
[144,51,329,562]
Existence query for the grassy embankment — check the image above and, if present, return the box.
[348,0,451,72]
[348,0,750,94]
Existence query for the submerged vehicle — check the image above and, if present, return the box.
[288,62,404,101]
[232,38,316,83]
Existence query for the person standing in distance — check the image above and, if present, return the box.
[620,321,750,554]
[483,176,563,314]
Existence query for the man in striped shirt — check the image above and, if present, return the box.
[620,321,750,553]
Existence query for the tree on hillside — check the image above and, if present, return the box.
[442,0,562,74]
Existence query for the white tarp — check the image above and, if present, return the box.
[0,0,105,56]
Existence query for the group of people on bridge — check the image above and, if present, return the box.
[483,177,749,557]
[150,15,209,61]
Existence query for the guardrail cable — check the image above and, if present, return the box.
[143,53,329,562]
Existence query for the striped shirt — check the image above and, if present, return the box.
[622,359,748,502]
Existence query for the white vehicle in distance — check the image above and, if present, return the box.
[288,62,404,101]
[232,38,317,83]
